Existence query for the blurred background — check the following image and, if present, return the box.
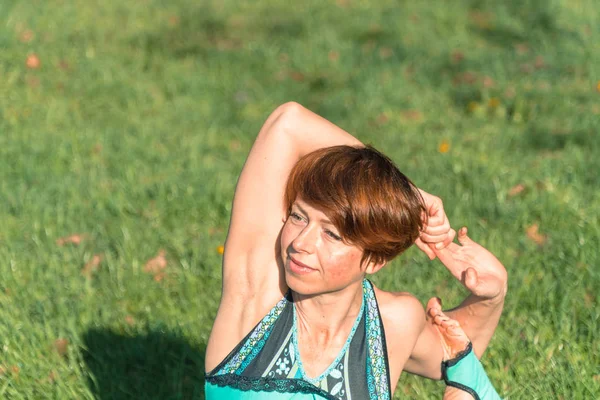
[0,0,598,398]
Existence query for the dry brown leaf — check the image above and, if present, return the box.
[584,292,594,308]
[278,53,289,63]
[375,113,388,125]
[520,63,533,74]
[229,140,241,151]
[514,43,529,54]
[27,76,40,88]
[379,47,393,59]
[26,53,41,69]
[56,233,86,246]
[208,227,224,236]
[54,338,69,357]
[290,71,305,82]
[469,11,492,29]
[400,109,423,121]
[144,250,167,275]
[482,76,495,88]
[361,40,376,53]
[504,87,516,99]
[20,29,34,43]
[168,15,180,27]
[47,371,58,383]
[508,184,526,197]
[82,254,102,277]
[453,71,478,86]
[526,224,547,246]
[534,56,545,69]
[58,59,70,71]
[451,50,464,63]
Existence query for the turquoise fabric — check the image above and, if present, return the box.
[443,345,501,400]
[205,382,329,399]
[205,280,391,399]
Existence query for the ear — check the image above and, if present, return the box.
[364,259,386,275]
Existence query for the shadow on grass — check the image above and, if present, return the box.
[83,328,205,400]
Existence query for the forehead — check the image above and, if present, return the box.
[292,198,325,215]
[292,198,339,228]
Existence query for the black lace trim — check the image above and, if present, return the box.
[206,374,337,400]
[441,342,481,400]
[441,341,473,369]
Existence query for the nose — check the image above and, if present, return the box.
[291,225,317,254]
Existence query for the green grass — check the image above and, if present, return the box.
[1,0,599,398]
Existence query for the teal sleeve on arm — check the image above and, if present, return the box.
[441,342,502,400]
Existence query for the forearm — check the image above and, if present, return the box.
[445,293,505,358]
[273,102,363,157]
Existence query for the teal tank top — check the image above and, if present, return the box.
[205,280,392,400]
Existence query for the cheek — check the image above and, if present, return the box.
[280,222,299,251]
[280,224,292,249]
[324,248,362,278]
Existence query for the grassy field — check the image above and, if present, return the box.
[1,0,599,398]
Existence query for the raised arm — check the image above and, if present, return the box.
[206,102,362,371]
[222,102,362,301]
[434,228,507,357]
[206,102,456,372]
[403,228,507,379]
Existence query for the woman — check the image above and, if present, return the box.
[205,102,507,399]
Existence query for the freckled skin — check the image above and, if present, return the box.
[280,198,369,295]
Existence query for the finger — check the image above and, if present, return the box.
[457,226,474,246]
[440,319,460,329]
[463,267,479,291]
[433,241,461,256]
[419,232,448,243]
[433,314,450,325]
[421,210,429,229]
[426,204,445,227]
[435,228,456,249]
[428,305,442,319]
[422,221,451,236]
[415,237,436,260]
[426,297,442,316]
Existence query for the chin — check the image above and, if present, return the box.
[284,271,321,296]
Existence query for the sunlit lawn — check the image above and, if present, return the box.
[1,0,599,398]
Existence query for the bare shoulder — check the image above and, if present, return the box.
[371,284,428,391]
[372,285,426,337]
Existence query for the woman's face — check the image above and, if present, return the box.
[280,197,366,295]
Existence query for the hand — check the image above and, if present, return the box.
[430,227,508,301]
[426,298,470,361]
[415,189,454,260]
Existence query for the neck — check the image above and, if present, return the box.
[292,279,364,343]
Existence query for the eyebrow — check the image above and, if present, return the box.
[295,203,334,226]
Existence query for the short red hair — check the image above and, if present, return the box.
[284,145,426,268]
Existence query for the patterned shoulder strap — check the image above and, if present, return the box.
[216,295,289,375]
[363,280,392,400]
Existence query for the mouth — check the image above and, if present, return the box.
[288,256,316,274]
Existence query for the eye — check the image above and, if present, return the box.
[325,230,342,241]
[289,212,304,222]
